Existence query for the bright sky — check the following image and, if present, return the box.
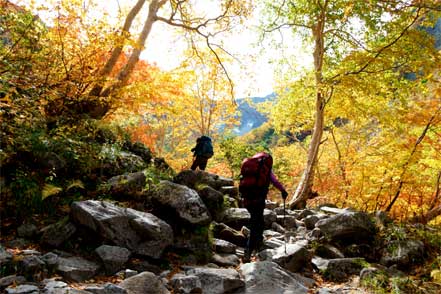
[98,0,312,98]
[15,0,312,98]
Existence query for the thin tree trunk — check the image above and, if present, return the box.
[289,11,326,210]
[385,106,441,212]
[101,0,167,97]
[89,0,147,97]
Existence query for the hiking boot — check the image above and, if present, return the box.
[243,248,251,263]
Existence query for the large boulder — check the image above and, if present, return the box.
[221,208,250,231]
[98,145,147,177]
[128,142,153,164]
[196,185,225,222]
[259,242,311,273]
[379,239,425,269]
[323,258,367,282]
[56,256,100,282]
[315,211,377,243]
[239,261,314,294]
[119,271,170,294]
[70,200,173,259]
[105,171,146,198]
[212,222,247,247]
[95,245,131,275]
[185,267,245,294]
[147,181,211,226]
[173,170,234,190]
[40,220,77,247]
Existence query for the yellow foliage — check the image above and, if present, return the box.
[431,269,441,283]
[42,184,62,200]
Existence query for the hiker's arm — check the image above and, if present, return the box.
[270,171,285,192]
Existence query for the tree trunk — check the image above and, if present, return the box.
[101,0,166,97]
[89,0,147,97]
[288,16,326,210]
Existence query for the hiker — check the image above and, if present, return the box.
[239,151,288,262]
[190,135,214,171]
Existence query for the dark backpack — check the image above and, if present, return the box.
[196,136,214,158]
[239,152,273,194]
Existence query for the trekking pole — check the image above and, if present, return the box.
[283,198,287,254]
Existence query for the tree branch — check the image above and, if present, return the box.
[329,7,422,82]
[386,104,441,212]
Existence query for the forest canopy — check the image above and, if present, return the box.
[1,0,441,224]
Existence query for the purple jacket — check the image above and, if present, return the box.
[270,171,286,192]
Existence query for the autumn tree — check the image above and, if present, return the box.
[261,0,441,210]
[86,0,252,118]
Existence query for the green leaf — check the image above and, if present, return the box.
[42,184,62,200]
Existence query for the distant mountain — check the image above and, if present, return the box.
[233,93,276,136]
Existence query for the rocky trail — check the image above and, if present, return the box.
[1,169,440,294]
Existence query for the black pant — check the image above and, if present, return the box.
[243,189,267,253]
[191,156,208,170]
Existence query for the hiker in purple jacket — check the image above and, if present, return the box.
[239,152,288,262]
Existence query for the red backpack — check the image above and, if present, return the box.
[239,152,273,194]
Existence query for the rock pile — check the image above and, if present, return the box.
[1,170,437,293]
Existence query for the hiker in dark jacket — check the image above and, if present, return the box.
[190,136,213,171]
[240,152,288,262]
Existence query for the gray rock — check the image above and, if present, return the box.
[271,222,286,234]
[169,273,202,294]
[70,200,173,258]
[0,246,13,267]
[315,244,345,259]
[196,185,224,222]
[84,283,128,294]
[259,242,311,273]
[277,215,297,230]
[17,224,39,239]
[41,252,59,269]
[359,266,389,288]
[211,223,247,247]
[315,211,376,243]
[5,284,39,294]
[148,181,211,225]
[219,186,238,199]
[263,209,277,229]
[18,255,45,278]
[56,256,100,282]
[312,256,330,272]
[6,239,30,249]
[106,171,146,197]
[41,279,68,290]
[380,239,425,269]
[303,215,320,230]
[40,220,77,247]
[119,271,170,294]
[265,200,278,210]
[128,142,153,164]
[212,238,236,254]
[221,208,250,231]
[324,258,367,282]
[95,245,131,275]
[238,261,313,294]
[173,170,234,190]
[0,275,27,289]
[210,253,240,267]
[185,267,244,294]
[297,209,315,220]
